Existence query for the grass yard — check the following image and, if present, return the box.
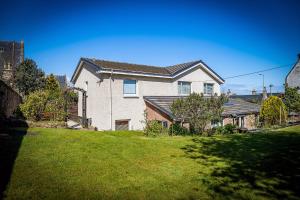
[1,126,300,200]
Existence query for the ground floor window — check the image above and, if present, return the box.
[241,116,245,128]
[115,120,130,130]
[162,121,168,128]
[155,120,168,128]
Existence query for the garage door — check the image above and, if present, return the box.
[115,120,129,130]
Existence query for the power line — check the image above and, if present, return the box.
[224,63,292,80]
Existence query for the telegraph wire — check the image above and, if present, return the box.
[224,63,293,80]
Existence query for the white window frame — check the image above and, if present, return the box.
[204,83,214,95]
[178,81,191,96]
[123,79,138,97]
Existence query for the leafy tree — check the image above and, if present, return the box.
[260,96,287,126]
[171,93,227,134]
[284,87,300,113]
[15,59,46,96]
[170,98,187,126]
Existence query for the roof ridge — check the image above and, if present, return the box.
[166,60,201,68]
[85,58,165,69]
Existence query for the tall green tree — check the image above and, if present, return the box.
[284,87,300,113]
[45,74,60,92]
[260,96,287,126]
[15,59,46,96]
[171,93,227,134]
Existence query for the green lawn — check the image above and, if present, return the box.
[1,126,300,200]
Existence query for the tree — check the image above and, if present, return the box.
[45,74,60,93]
[260,96,287,126]
[284,87,300,113]
[171,93,227,134]
[15,59,46,96]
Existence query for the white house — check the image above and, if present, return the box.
[71,58,225,130]
[286,54,300,92]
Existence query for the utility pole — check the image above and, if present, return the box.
[259,73,265,89]
[269,84,274,96]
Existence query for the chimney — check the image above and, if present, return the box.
[251,89,257,95]
[262,87,268,101]
[20,40,24,62]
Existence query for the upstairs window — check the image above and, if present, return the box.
[178,81,191,95]
[123,80,137,96]
[204,83,214,95]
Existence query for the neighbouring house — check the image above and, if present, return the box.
[0,40,24,86]
[71,58,259,131]
[54,74,67,88]
[286,54,300,92]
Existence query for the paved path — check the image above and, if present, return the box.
[67,120,82,129]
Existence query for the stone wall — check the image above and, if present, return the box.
[223,114,258,130]
[0,79,22,118]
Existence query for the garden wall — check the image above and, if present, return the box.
[0,79,22,118]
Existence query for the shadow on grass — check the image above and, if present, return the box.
[0,119,28,200]
[181,130,300,200]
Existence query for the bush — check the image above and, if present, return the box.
[20,89,67,122]
[169,123,189,135]
[260,96,287,126]
[214,124,236,135]
[144,120,168,137]
[20,90,49,121]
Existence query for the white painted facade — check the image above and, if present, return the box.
[73,61,223,130]
[286,58,300,91]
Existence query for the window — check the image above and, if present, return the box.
[241,116,245,128]
[115,120,129,130]
[178,81,191,95]
[0,47,4,53]
[204,83,214,95]
[7,62,11,70]
[162,121,168,128]
[155,120,168,128]
[85,81,88,92]
[123,80,137,96]
[211,120,221,128]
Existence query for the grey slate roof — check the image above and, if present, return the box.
[143,96,260,119]
[230,93,282,104]
[71,58,224,83]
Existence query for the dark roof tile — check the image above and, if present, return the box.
[143,96,260,119]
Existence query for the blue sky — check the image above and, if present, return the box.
[1,0,300,94]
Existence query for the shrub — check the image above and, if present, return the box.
[20,90,49,121]
[144,120,168,137]
[223,124,236,134]
[169,123,189,135]
[214,124,236,135]
[20,89,67,122]
[260,96,287,126]
[44,95,66,121]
